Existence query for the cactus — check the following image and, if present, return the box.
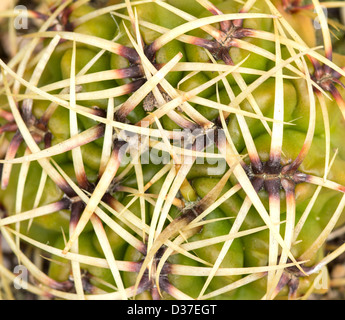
[1,0,345,300]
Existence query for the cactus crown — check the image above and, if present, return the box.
[1,0,345,300]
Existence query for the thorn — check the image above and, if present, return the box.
[0,109,14,122]
[0,122,18,135]
[1,132,23,190]
[201,0,232,33]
